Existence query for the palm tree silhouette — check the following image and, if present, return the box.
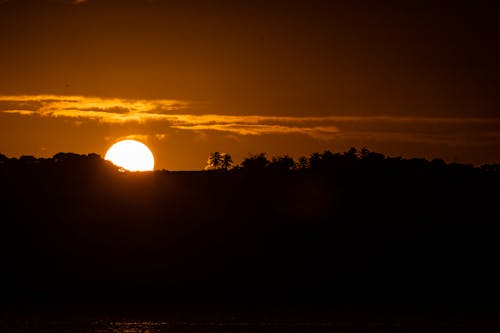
[207,152,223,169]
[221,153,233,170]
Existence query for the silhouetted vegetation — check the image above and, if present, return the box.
[240,153,269,171]
[0,149,499,305]
[206,152,233,170]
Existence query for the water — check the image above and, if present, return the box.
[1,306,497,332]
[0,320,342,333]
[0,318,484,333]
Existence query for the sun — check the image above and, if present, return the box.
[105,140,155,171]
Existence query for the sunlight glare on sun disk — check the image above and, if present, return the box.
[105,140,154,171]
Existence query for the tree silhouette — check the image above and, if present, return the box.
[221,153,233,170]
[269,155,296,171]
[207,152,223,170]
[360,147,385,161]
[53,152,84,163]
[206,152,232,170]
[241,153,269,171]
[297,156,308,169]
[343,147,359,160]
[308,152,322,169]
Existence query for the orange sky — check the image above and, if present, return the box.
[0,0,498,169]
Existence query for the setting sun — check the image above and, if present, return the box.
[105,140,154,171]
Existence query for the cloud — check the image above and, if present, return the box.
[0,95,343,138]
[0,94,189,123]
[1,94,499,144]
[170,123,340,139]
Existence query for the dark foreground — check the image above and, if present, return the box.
[1,304,500,332]
[0,152,499,324]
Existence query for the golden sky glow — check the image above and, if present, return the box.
[1,93,499,169]
[0,0,498,169]
[1,94,499,141]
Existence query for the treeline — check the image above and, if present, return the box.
[0,152,107,170]
[209,147,500,174]
[1,149,499,174]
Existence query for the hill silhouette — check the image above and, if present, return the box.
[0,150,499,305]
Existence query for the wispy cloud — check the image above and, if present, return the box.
[1,94,499,144]
[0,95,343,138]
[0,95,189,123]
